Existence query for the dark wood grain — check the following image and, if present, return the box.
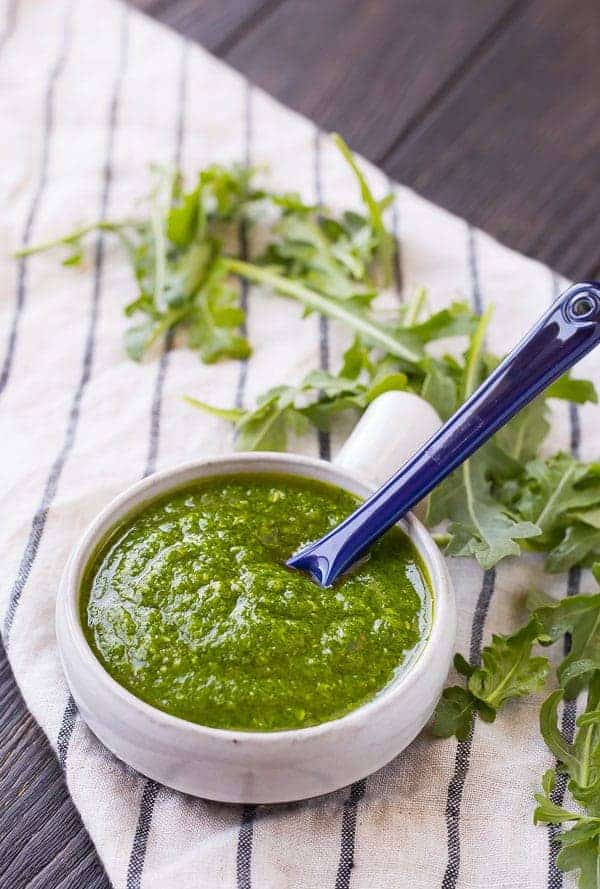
[132,0,286,52]
[223,0,521,165]
[382,0,600,280]
[135,0,600,280]
[0,638,110,888]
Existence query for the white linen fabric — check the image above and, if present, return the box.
[1,1,596,887]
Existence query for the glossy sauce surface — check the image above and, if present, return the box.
[81,473,431,731]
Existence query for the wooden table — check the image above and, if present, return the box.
[2,2,598,886]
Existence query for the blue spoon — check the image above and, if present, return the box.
[287,281,600,587]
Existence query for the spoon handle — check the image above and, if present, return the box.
[288,282,600,587]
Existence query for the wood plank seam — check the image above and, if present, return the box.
[213,0,288,56]
[378,0,531,166]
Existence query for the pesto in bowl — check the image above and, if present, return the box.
[80,472,431,732]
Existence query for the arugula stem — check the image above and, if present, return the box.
[580,720,595,787]
[403,286,427,327]
[149,172,171,309]
[464,305,494,399]
[146,306,190,352]
[13,220,136,257]
[223,258,422,364]
[455,305,496,550]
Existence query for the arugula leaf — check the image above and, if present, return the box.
[431,447,541,567]
[513,454,600,536]
[186,261,251,363]
[435,579,600,744]
[548,525,600,574]
[183,397,243,423]
[260,212,378,304]
[536,595,600,695]
[433,620,549,737]
[556,836,600,889]
[21,138,396,366]
[540,675,600,807]
[432,686,475,741]
[191,385,310,452]
[540,689,590,783]
[14,219,135,258]
[437,576,600,887]
[533,793,582,826]
[401,300,476,343]
[467,621,550,713]
[434,571,600,889]
[234,387,309,451]
[21,165,257,363]
[572,509,600,531]
[546,372,599,405]
[421,361,458,421]
[493,397,550,463]
[496,454,600,572]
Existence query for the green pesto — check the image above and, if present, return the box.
[81,473,431,731]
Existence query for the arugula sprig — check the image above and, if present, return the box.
[433,620,550,740]
[19,136,396,367]
[498,454,600,573]
[186,335,411,451]
[434,565,600,738]
[19,163,263,363]
[433,565,600,886]
[188,290,479,450]
[534,676,600,889]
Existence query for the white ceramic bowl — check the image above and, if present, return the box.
[56,392,455,803]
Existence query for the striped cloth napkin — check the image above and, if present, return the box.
[1,1,597,887]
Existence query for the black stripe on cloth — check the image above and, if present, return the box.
[547,566,580,889]
[334,174,403,889]
[442,568,496,889]
[234,79,253,412]
[122,39,191,889]
[314,127,330,461]
[2,3,129,644]
[441,224,495,889]
[0,0,74,399]
[234,79,257,889]
[57,692,78,768]
[0,0,18,52]
[466,223,483,315]
[52,4,131,770]
[126,779,161,889]
[144,39,189,479]
[236,805,257,889]
[547,272,581,889]
[144,327,174,477]
[334,778,367,889]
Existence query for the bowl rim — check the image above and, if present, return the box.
[58,451,453,744]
